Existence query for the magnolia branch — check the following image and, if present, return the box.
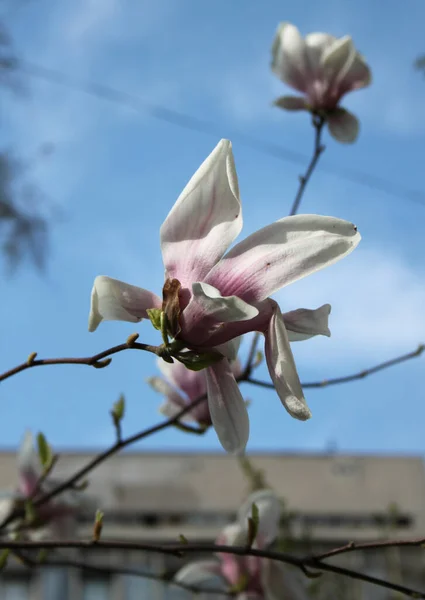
[247,344,425,390]
[1,539,424,599]
[289,114,325,216]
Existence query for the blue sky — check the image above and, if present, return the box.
[1,0,425,458]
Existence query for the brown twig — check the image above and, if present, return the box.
[310,536,425,562]
[0,341,160,382]
[247,344,425,390]
[0,539,423,598]
[289,114,325,216]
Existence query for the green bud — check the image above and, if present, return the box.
[146,308,162,331]
[37,432,53,470]
[111,395,125,422]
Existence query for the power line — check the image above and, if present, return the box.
[16,60,425,208]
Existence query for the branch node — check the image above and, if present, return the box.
[27,352,37,365]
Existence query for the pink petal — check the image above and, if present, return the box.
[205,359,250,454]
[192,282,259,321]
[206,215,360,303]
[160,140,242,289]
[265,304,311,420]
[283,304,331,341]
[88,276,161,332]
[157,358,207,401]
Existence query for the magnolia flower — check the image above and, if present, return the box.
[0,432,81,540]
[271,22,372,143]
[175,489,308,600]
[147,337,247,427]
[88,139,360,454]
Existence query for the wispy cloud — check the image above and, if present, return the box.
[277,248,425,364]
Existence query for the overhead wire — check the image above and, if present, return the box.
[15,60,425,208]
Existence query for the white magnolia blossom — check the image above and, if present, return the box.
[89,140,361,454]
[272,22,372,143]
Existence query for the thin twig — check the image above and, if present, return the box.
[247,344,425,390]
[310,536,425,562]
[0,341,160,383]
[289,114,325,216]
[0,539,423,598]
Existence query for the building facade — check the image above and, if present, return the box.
[1,450,425,599]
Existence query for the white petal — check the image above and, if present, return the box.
[207,215,360,303]
[0,496,15,526]
[265,305,311,420]
[192,282,259,322]
[304,32,336,72]
[273,95,307,111]
[271,22,308,92]
[322,35,355,75]
[205,359,250,454]
[238,489,282,546]
[160,139,242,288]
[88,276,161,332]
[217,522,246,546]
[284,304,331,342]
[327,107,360,143]
[18,431,41,486]
[174,560,225,587]
[262,561,310,600]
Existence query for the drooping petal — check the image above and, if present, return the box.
[283,304,331,342]
[265,304,311,421]
[17,431,41,496]
[192,282,259,322]
[160,140,242,288]
[327,107,360,143]
[271,23,309,92]
[88,276,161,332]
[205,359,250,455]
[262,561,310,600]
[207,215,360,303]
[174,560,226,588]
[214,336,244,362]
[237,489,282,547]
[273,95,308,111]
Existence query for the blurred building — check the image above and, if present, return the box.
[1,450,425,599]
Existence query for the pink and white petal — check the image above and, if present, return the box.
[304,33,336,72]
[262,561,310,600]
[192,282,259,322]
[156,357,207,401]
[327,108,360,143]
[17,431,41,496]
[265,305,311,421]
[160,139,242,287]
[207,215,360,303]
[174,560,226,588]
[215,336,243,362]
[283,304,331,342]
[237,490,282,547]
[345,54,372,89]
[271,23,308,92]
[217,522,247,547]
[88,276,161,332]
[205,359,250,455]
[321,35,355,75]
[273,95,308,111]
[146,376,191,417]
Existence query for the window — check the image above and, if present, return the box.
[2,578,30,600]
[42,568,69,600]
[82,577,111,600]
